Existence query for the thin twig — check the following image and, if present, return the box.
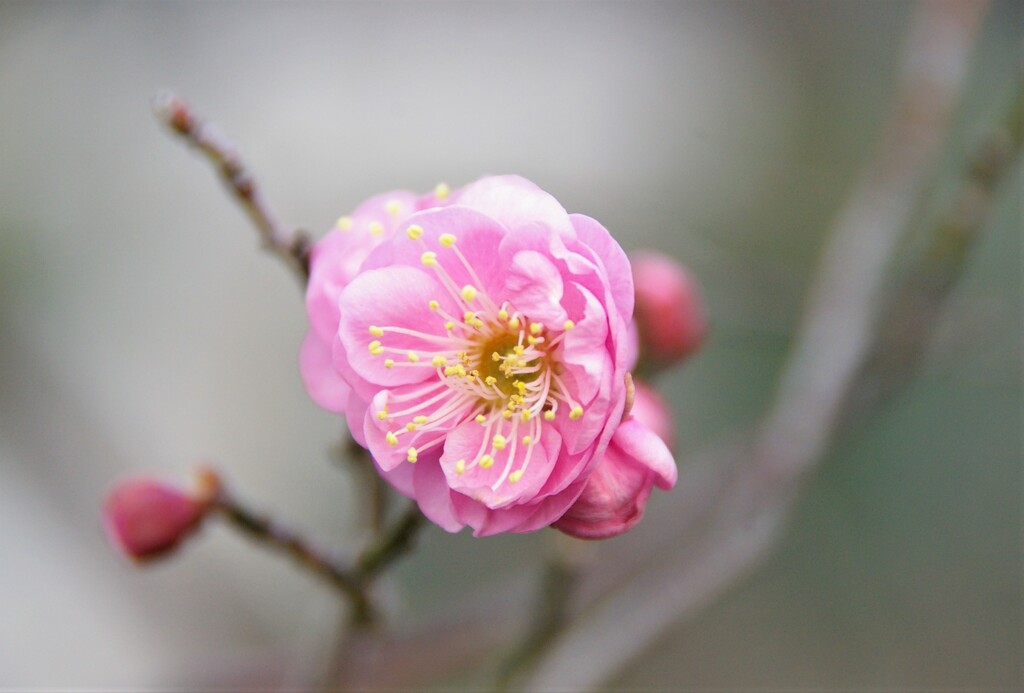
[519,2,992,689]
[210,487,373,624]
[355,503,426,580]
[153,92,311,283]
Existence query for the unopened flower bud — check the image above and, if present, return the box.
[631,251,707,368]
[103,473,216,561]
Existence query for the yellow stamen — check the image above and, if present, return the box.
[384,358,395,369]
[569,406,584,421]
[435,182,450,200]
[413,415,429,425]
[520,410,531,422]
[421,251,437,266]
[428,300,440,310]
[445,321,455,331]
[337,215,353,230]
[406,447,418,463]
[460,285,477,302]
[439,233,457,247]
[509,318,521,329]
[480,454,494,469]
[432,355,447,367]
[498,308,509,321]
[405,422,416,432]
[386,199,402,216]
[563,320,576,330]
[368,340,384,356]
[492,434,507,450]
[454,459,466,475]
[530,322,543,335]
[368,221,384,236]
[544,410,556,421]
[509,470,523,484]
[376,409,388,420]
[407,350,420,362]
[386,431,399,446]
[369,325,384,337]
[522,435,532,445]
[475,414,487,424]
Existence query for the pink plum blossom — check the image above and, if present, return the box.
[303,175,677,537]
[554,378,676,539]
[632,250,707,368]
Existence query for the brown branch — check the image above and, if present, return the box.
[204,468,426,629]
[153,92,311,283]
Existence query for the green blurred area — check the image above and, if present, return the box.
[0,1,1019,689]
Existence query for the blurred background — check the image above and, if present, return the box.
[0,1,1019,689]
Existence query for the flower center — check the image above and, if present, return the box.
[365,226,585,489]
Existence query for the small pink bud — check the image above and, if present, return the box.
[631,251,707,367]
[103,476,211,561]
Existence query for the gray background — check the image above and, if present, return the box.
[0,1,1019,689]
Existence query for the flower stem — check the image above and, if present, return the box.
[153,92,311,284]
[205,468,426,628]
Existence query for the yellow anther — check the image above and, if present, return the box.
[386,431,399,446]
[406,447,418,463]
[544,410,556,421]
[368,340,384,356]
[369,221,384,236]
[376,409,388,420]
[439,233,457,247]
[520,410,531,422]
[435,182,450,200]
[428,299,440,310]
[503,410,513,420]
[475,414,487,424]
[406,224,424,240]
[445,321,455,331]
[407,350,420,363]
[384,358,395,369]
[432,355,447,367]
[513,345,525,356]
[386,199,402,216]
[463,311,475,324]
[473,318,484,329]
[337,215,353,230]
[509,470,523,484]
[515,381,527,393]
[421,251,437,266]
[498,309,509,321]
[480,454,494,469]
[460,285,477,302]
[509,317,521,329]
[522,435,532,445]
[492,434,507,450]
[530,322,543,335]
[369,325,384,337]
[413,415,429,425]
[454,459,466,475]
[485,376,498,386]
[405,422,417,432]
[563,320,576,330]
[569,406,584,421]
[527,336,540,345]
[492,352,501,362]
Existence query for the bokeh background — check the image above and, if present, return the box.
[0,1,1019,689]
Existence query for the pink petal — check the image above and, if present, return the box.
[299,332,351,413]
[338,266,457,388]
[458,175,574,236]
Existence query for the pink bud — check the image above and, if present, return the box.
[555,417,677,540]
[102,477,209,561]
[631,251,707,367]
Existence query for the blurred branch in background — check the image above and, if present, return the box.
[511,1,1003,689]
[154,92,312,283]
